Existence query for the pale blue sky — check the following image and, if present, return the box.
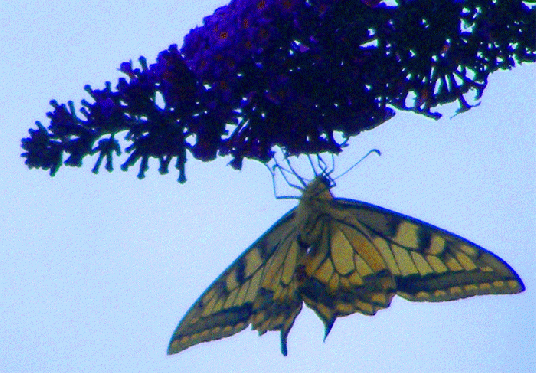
[1,1,535,372]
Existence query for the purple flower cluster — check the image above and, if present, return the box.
[22,0,536,181]
[181,0,397,166]
[182,0,303,81]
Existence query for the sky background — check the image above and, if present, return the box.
[1,1,535,372]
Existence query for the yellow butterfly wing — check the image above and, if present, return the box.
[330,197,525,302]
[168,176,524,355]
[167,208,305,356]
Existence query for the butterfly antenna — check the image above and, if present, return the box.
[334,149,381,181]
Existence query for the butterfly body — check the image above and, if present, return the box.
[168,176,524,356]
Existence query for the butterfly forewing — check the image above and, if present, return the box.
[331,198,525,301]
[168,176,524,355]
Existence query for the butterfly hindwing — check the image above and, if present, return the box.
[298,216,397,336]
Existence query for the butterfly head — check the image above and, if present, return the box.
[301,174,335,201]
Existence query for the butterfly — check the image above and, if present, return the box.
[167,175,524,356]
